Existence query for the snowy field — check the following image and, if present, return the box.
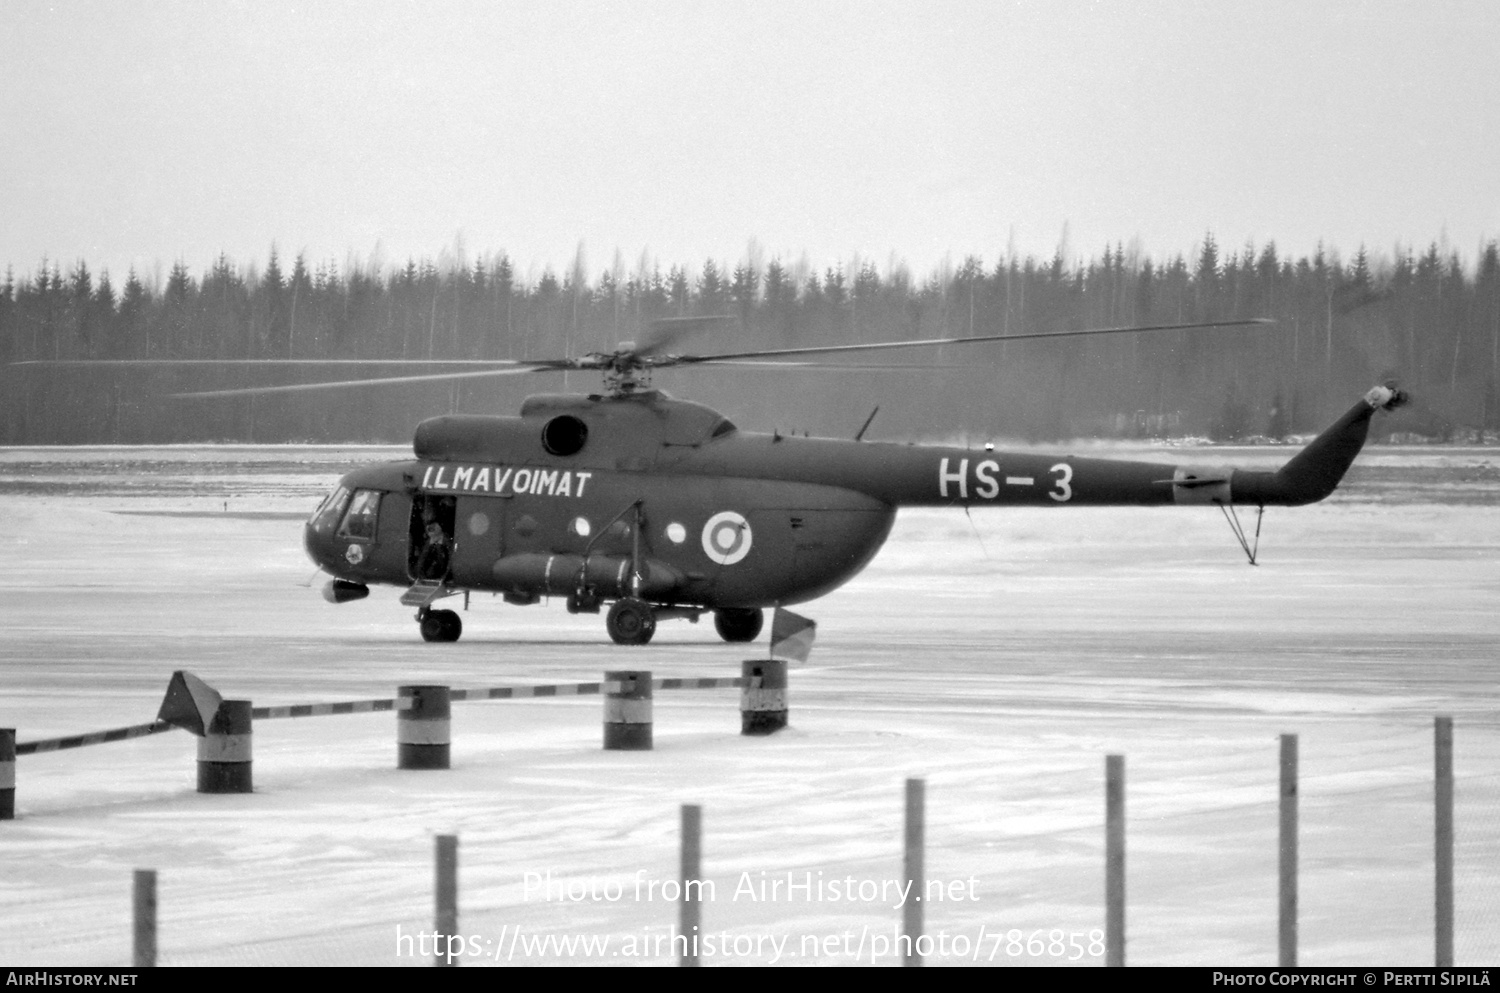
[0,443,1497,967]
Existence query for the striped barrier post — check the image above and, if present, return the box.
[740,661,787,735]
[252,698,402,720]
[449,681,605,702]
[17,721,176,754]
[197,700,252,794]
[651,677,747,691]
[398,686,451,770]
[603,671,652,751]
[0,729,13,821]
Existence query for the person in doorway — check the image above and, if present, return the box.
[416,505,450,581]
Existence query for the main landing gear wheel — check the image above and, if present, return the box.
[713,607,764,643]
[606,598,657,646]
[419,608,462,643]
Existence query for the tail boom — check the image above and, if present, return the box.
[1178,385,1408,508]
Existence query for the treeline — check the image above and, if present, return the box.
[2,236,1498,444]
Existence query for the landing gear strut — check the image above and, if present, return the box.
[606,597,656,646]
[714,607,764,643]
[419,608,462,643]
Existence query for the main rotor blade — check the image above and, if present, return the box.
[167,358,940,398]
[7,358,543,367]
[659,318,1273,365]
[634,315,735,357]
[659,360,967,371]
[170,362,572,399]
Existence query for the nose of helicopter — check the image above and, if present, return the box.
[303,519,331,570]
[304,484,352,572]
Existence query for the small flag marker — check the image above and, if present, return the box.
[770,608,816,663]
[157,671,224,737]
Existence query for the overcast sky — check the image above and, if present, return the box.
[3,0,1497,284]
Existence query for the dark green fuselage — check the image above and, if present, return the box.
[303,388,1386,610]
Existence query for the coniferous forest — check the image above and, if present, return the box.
[2,236,1498,446]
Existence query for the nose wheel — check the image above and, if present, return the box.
[713,607,764,643]
[419,608,463,643]
[606,598,656,645]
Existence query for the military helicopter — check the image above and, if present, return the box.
[165,317,1408,645]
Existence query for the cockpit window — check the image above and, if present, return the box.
[710,418,737,438]
[309,486,351,535]
[337,489,381,540]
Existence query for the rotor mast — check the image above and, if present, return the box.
[598,346,655,396]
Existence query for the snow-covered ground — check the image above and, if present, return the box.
[0,445,1496,966]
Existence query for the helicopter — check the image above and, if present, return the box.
[159,317,1409,645]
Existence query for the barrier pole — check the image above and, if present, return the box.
[133,869,156,968]
[680,805,702,967]
[903,777,924,967]
[435,834,458,967]
[1279,734,1298,967]
[1105,754,1125,967]
[1435,716,1454,967]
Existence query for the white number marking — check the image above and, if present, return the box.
[1048,463,1073,502]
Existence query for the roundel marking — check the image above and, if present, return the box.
[701,511,752,565]
[344,543,365,565]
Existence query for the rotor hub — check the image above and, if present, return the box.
[594,351,655,396]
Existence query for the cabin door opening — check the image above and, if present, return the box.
[409,494,456,582]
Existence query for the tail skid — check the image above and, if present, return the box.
[1219,502,1265,565]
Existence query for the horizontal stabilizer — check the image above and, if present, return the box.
[1154,475,1230,487]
